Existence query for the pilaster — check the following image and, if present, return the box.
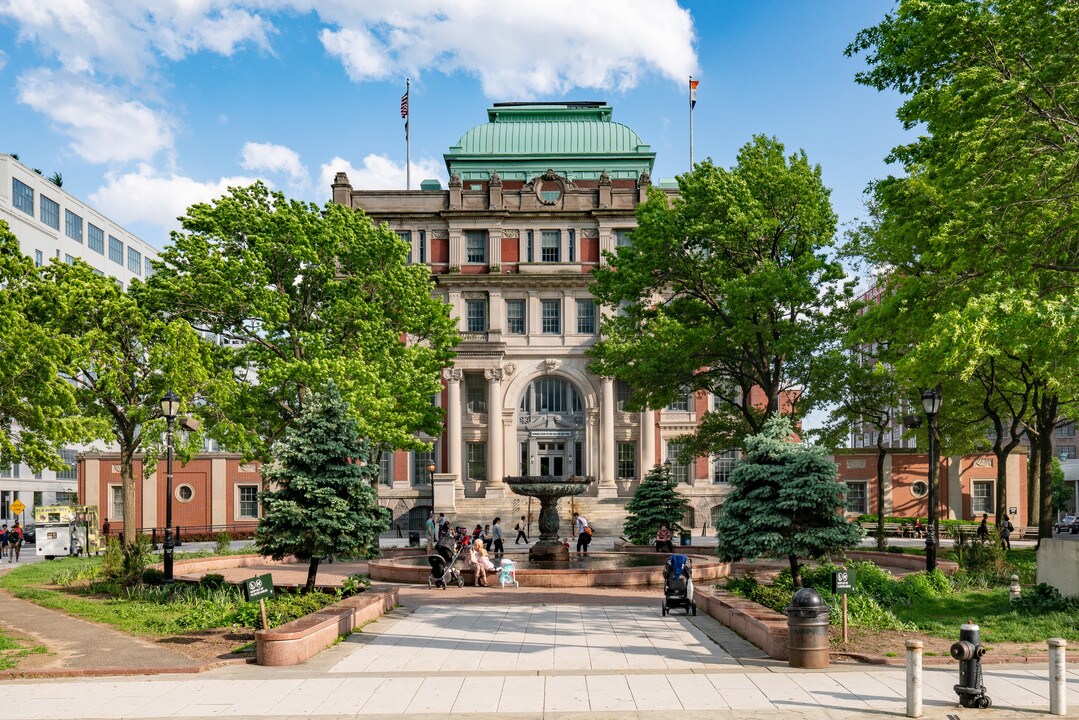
[599,376,616,496]
[445,368,463,488]
[485,368,504,495]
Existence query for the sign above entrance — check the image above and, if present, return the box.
[531,430,572,437]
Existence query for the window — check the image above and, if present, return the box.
[40,195,60,230]
[666,390,693,412]
[34,250,42,267]
[526,230,534,262]
[12,178,33,215]
[506,300,525,334]
[1057,423,1076,438]
[144,257,153,277]
[540,230,560,262]
[845,482,868,514]
[418,230,426,263]
[396,230,412,262]
[616,380,632,411]
[0,461,12,478]
[615,229,632,247]
[465,230,487,263]
[467,442,487,480]
[55,491,78,505]
[971,481,994,515]
[541,299,560,334]
[108,235,123,265]
[64,254,75,265]
[911,480,928,498]
[466,377,486,413]
[378,450,393,486]
[413,448,435,485]
[568,229,576,262]
[127,247,142,275]
[177,485,194,501]
[88,224,104,254]
[1057,445,1076,461]
[465,299,487,332]
[57,448,77,480]
[238,486,259,518]
[576,299,596,334]
[666,442,689,484]
[65,210,83,242]
[617,442,636,479]
[110,485,124,520]
[519,377,582,414]
[714,450,737,483]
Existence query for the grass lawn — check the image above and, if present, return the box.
[893,587,1079,643]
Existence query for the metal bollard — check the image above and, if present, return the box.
[905,639,923,718]
[1049,638,1067,716]
[949,622,991,708]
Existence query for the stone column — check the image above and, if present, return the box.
[485,368,504,493]
[599,377,616,495]
[445,369,463,485]
[641,408,656,476]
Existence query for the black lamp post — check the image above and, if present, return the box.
[160,389,180,581]
[921,388,942,572]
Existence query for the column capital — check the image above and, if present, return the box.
[484,368,504,383]
[444,368,463,383]
[600,375,615,385]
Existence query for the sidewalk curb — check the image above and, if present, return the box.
[0,656,252,680]
[835,651,1051,666]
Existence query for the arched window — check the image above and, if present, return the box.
[519,378,583,414]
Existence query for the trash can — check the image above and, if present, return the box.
[408,531,420,548]
[679,531,692,546]
[786,587,831,668]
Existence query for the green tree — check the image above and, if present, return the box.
[0,220,83,472]
[144,182,458,461]
[1049,456,1070,516]
[714,416,862,588]
[622,463,690,545]
[23,261,212,549]
[589,136,852,456]
[254,383,390,592]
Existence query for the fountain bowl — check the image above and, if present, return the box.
[503,475,592,561]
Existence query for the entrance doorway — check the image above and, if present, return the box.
[538,442,565,477]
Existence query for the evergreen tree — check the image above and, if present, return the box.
[622,463,690,545]
[254,382,390,592]
[714,416,862,587]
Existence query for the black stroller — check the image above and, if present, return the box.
[428,533,465,589]
[661,554,696,615]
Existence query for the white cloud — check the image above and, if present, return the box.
[89,164,259,231]
[0,50,7,73]
[241,141,309,188]
[319,154,445,192]
[16,69,174,164]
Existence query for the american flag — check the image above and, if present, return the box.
[400,90,409,119]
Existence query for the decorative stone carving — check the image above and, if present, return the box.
[238,463,257,473]
[846,459,867,469]
[465,413,483,425]
[443,368,463,383]
[638,169,651,186]
[543,358,561,374]
[615,412,634,424]
[489,170,501,185]
[501,229,520,239]
[599,169,611,184]
[429,229,449,239]
[112,464,122,474]
[463,291,486,299]
[504,362,517,376]
[484,368,504,382]
[973,458,994,467]
[579,228,599,238]
[449,171,461,186]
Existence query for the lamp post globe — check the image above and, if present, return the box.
[921,388,942,573]
[427,462,436,486]
[160,390,180,581]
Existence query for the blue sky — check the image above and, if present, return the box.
[0,0,910,259]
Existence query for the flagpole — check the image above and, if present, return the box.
[405,78,411,191]
[689,75,694,170]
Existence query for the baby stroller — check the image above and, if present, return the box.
[428,533,465,589]
[661,554,696,615]
[498,559,518,588]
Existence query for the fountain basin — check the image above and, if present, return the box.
[367,552,730,588]
[503,475,592,562]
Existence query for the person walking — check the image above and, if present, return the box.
[0,524,8,560]
[425,512,437,553]
[1000,515,1014,550]
[976,513,989,542]
[437,513,449,539]
[102,517,111,540]
[9,522,23,562]
[491,517,504,555]
[573,512,592,554]
[515,515,528,544]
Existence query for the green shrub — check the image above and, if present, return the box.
[1013,583,1079,615]
[101,538,125,581]
[338,573,370,598]
[230,591,337,630]
[954,530,1008,582]
[199,573,226,589]
[215,532,232,555]
[141,568,166,586]
[121,535,155,584]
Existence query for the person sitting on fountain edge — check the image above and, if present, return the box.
[655,524,674,553]
[573,512,592,554]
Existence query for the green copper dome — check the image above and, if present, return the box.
[445,102,654,182]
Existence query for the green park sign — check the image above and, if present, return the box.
[243,573,274,602]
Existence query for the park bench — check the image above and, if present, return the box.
[859,521,913,537]
[1020,526,1039,541]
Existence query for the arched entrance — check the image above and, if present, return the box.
[516,377,587,477]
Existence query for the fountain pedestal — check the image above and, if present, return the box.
[504,476,593,562]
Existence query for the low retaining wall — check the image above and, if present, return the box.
[256,588,399,666]
[164,554,298,576]
[842,551,959,574]
[694,588,788,661]
[1037,540,1079,597]
[611,541,718,557]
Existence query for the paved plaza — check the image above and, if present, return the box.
[3,603,1076,718]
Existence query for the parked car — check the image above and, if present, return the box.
[1055,515,1075,533]
[1072,517,1079,535]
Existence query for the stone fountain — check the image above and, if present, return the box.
[503,475,592,561]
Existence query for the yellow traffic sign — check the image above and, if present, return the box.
[10,500,25,515]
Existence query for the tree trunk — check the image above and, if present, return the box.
[120,445,137,550]
[876,440,886,551]
[1026,430,1040,527]
[304,557,321,593]
[1037,396,1059,541]
[994,449,1008,527]
[788,554,802,589]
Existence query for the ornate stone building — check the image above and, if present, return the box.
[332,102,731,533]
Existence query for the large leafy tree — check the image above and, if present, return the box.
[145,182,458,460]
[0,220,83,471]
[254,383,390,592]
[589,136,852,455]
[622,463,690,545]
[22,261,212,548]
[714,416,862,588]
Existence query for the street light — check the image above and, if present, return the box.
[921,388,942,572]
[427,462,436,486]
[160,389,180,581]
